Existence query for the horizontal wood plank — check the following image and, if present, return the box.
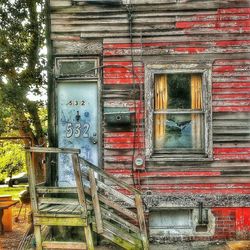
[42,241,87,249]
[34,216,86,226]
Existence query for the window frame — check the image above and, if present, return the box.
[145,63,213,161]
[55,57,99,79]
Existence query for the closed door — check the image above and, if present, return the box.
[57,81,98,186]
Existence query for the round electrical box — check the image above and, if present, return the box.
[135,157,144,167]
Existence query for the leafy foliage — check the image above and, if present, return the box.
[0,0,47,144]
[0,140,25,180]
[0,0,47,181]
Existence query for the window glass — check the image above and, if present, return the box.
[154,113,204,150]
[149,210,192,229]
[167,74,191,109]
[154,73,204,151]
[58,60,96,77]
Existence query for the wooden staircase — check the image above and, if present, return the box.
[26,147,149,250]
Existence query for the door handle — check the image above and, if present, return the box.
[89,133,98,144]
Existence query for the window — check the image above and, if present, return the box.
[149,210,193,236]
[55,58,98,78]
[149,210,193,230]
[145,64,212,160]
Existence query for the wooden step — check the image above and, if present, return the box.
[36,187,77,194]
[34,215,87,227]
[93,219,143,250]
[42,241,87,249]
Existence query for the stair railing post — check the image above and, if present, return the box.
[26,150,42,250]
[135,194,149,250]
[71,153,94,250]
[88,167,104,234]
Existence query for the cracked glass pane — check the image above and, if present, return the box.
[154,73,204,151]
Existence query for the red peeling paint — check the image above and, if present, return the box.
[194,40,242,48]
[103,66,143,73]
[176,20,250,29]
[104,137,144,144]
[213,82,250,88]
[104,143,143,149]
[219,8,250,14]
[212,94,250,100]
[213,100,250,107]
[212,88,250,94]
[214,148,250,154]
[104,78,143,84]
[173,47,207,53]
[103,61,135,67]
[214,59,250,65]
[213,106,250,112]
[104,132,144,138]
[214,154,250,160]
[236,208,250,231]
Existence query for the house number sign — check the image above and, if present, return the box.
[66,122,90,138]
[67,100,86,106]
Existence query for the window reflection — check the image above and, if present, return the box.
[154,114,204,150]
[154,73,204,151]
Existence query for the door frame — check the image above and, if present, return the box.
[53,57,102,180]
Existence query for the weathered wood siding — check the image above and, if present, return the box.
[50,0,250,197]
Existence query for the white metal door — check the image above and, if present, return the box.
[57,81,98,186]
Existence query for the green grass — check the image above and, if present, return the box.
[0,186,27,200]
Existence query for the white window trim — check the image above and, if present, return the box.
[145,63,213,161]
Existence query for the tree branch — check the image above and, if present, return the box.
[26,0,40,73]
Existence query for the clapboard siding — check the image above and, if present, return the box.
[50,1,250,196]
[212,60,250,113]
[50,3,250,39]
[53,40,102,55]
[101,9,250,189]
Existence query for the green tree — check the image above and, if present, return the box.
[0,140,25,186]
[0,0,47,146]
[0,0,47,183]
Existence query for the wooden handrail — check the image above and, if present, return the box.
[79,157,142,195]
[71,153,95,249]
[89,168,103,234]
[80,156,149,250]
[26,147,80,154]
[26,147,140,195]
[135,194,149,250]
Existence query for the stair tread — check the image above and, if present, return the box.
[39,204,82,215]
[42,241,87,249]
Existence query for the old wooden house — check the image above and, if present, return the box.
[26,0,250,249]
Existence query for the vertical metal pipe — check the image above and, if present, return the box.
[204,209,209,224]
[198,202,203,224]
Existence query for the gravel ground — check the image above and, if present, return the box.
[0,202,30,250]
